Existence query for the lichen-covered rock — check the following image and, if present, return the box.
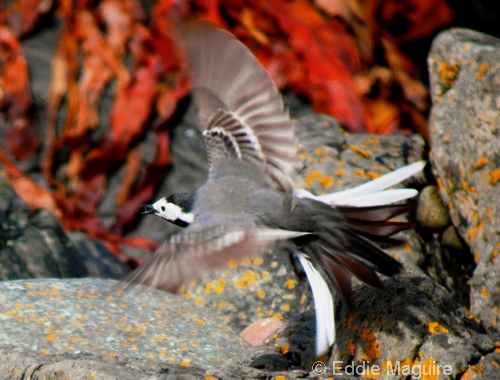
[428,28,500,328]
[0,278,248,369]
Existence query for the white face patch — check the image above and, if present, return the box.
[152,198,182,222]
[178,212,195,224]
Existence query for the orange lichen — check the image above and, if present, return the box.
[285,279,296,289]
[335,169,346,176]
[477,63,489,80]
[349,145,372,158]
[427,321,449,334]
[305,170,322,188]
[491,169,500,185]
[360,328,381,361]
[346,339,356,355]
[439,61,460,88]
[476,156,488,168]
[469,221,483,242]
[481,287,488,298]
[320,176,334,188]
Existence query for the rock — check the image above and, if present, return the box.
[416,185,451,228]
[428,28,500,328]
[0,178,129,281]
[325,275,499,378]
[240,318,284,346]
[442,225,465,250]
[0,278,248,369]
[0,345,206,380]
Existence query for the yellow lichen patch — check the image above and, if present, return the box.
[281,304,290,312]
[462,363,485,378]
[218,300,229,309]
[257,290,266,299]
[273,313,284,319]
[476,156,488,168]
[427,321,449,334]
[469,221,484,242]
[252,257,264,265]
[180,362,190,367]
[366,171,381,180]
[481,287,488,298]
[353,170,369,178]
[491,169,500,185]
[305,170,323,188]
[443,136,451,143]
[196,319,206,325]
[281,344,290,354]
[274,376,286,380]
[477,63,489,80]
[285,279,296,289]
[194,296,205,306]
[46,333,57,342]
[234,270,260,288]
[204,278,226,294]
[439,61,460,88]
[298,152,308,159]
[315,148,326,155]
[320,176,334,189]
[335,169,346,176]
[364,138,381,145]
[349,145,372,158]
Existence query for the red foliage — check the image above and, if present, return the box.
[0,0,454,256]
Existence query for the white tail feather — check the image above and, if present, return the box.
[330,189,418,207]
[296,161,425,207]
[297,253,335,356]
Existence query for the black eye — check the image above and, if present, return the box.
[161,206,166,211]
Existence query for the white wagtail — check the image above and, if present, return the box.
[129,23,425,356]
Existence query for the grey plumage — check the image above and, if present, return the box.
[126,22,421,356]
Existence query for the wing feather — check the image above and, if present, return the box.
[183,23,300,192]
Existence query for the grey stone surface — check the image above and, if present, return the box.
[0,345,206,380]
[0,278,248,369]
[428,28,500,328]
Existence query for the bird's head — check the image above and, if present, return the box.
[142,194,195,228]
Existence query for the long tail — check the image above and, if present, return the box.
[296,161,425,356]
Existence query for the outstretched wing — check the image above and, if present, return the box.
[183,23,300,193]
[124,222,308,292]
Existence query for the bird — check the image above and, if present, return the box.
[127,22,425,356]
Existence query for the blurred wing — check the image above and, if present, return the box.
[183,23,300,193]
[124,224,308,292]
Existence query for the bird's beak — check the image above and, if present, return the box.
[142,204,156,215]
